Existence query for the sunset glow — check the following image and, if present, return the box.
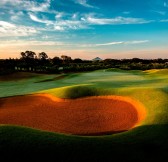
[0,0,168,59]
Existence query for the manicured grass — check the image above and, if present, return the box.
[0,69,168,160]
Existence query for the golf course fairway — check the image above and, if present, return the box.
[0,69,168,161]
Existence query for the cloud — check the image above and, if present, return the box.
[29,13,53,25]
[125,40,150,44]
[0,21,15,28]
[123,11,130,15]
[10,11,24,21]
[73,0,98,9]
[54,19,88,30]
[81,40,150,47]
[55,12,65,19]
[164,2,168,7]
[1,0,154,33]
[28,12,87,31]
[85,16,152,25]
[0,40,64,47]
[95,42,123,47]
[160,19,168,22]
[151,10,166,15]
[54,15,153,30]
[0,21,38,37]
[29,12,86,31]
[29,11,153,31]
[54,25,65,31]
[72,13,79,19]
[29,12,89,31]
[0,0,51,12]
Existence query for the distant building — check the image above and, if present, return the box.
[92,57,102,61]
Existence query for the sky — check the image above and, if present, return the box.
[0,0,168,59]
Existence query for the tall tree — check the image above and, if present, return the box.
[20,51,36,59]
[61,55,72,64]
[52,56,62,65]
[20,51,36,71]
[38,52,48,60]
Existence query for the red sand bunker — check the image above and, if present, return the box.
[0,94,146,135]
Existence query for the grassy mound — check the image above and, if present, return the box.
[39,85,100,98]
[144,69,168,75]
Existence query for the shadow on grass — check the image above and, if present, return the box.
[1,124,168,161]
[62,86,99,99]
[34,73,80,83]
[34,75,67,83]
[0,72,40,82]
[76,130,126,136]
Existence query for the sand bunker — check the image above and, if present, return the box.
[0,94,146,136]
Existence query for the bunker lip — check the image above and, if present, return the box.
[0,94,146,136]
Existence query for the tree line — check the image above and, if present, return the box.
[0,50,168,75]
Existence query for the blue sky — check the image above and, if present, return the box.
[0,0,168,59]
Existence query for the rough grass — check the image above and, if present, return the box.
[0,69,168,160]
